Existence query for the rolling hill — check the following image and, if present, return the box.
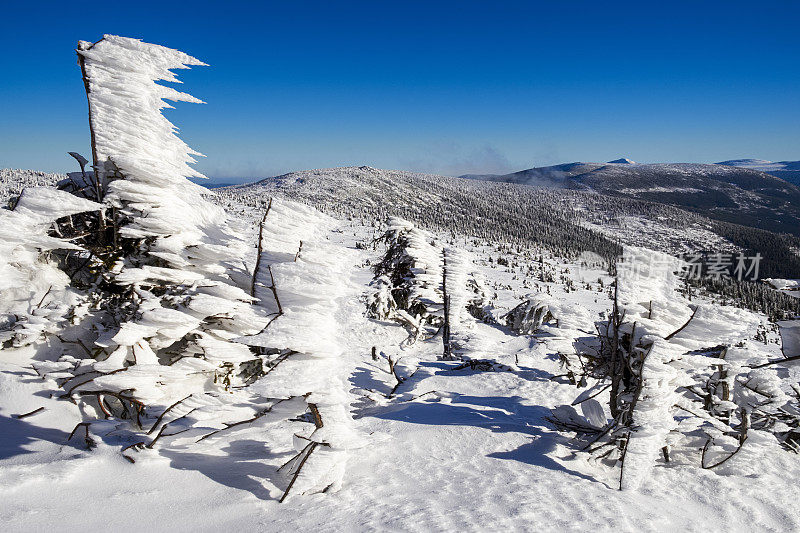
[716,159,800,186]
[461,161,800,236]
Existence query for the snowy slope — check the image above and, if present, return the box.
[0,169,64,203]
[220,166,748,261]
[2,157,800,531]
[3,197,800,531]
[463,161,800,237]
[6,27,800,532]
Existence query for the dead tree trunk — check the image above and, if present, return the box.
[251,198,273,297]
[442,250,453,360]
[77,41,102,206]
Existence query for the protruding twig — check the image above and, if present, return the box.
[68,422,95,450]
[665,306,698,341]
[701,436,748,469]
[13,407,45,419]
[280,441,318,503]
[251,198,273,297]
[196,398,292,443]
[147,423,171,449]
[308,403,323,429]
[121,441,146,463]
[750,354,800,369]
[148,394,192,435]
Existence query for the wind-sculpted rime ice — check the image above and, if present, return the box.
[79,35,207,185]
[31,36,268,450]
[78,36,250,283]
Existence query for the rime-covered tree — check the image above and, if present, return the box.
[35,35,266,439]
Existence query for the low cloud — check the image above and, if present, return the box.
[401,143,517,176]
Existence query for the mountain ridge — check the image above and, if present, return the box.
[716,158,800,186]
[459,161,800,236]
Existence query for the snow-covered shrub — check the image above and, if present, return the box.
[366,274,396,320]
[465,271,495,323]
[0,188,100,347]
[503,294,555,334]
[550,247,800,490]
[237,198,368,499]
[368,219,491,356]
[368,218,444,337]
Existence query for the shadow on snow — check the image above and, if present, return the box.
[373,393,598,483]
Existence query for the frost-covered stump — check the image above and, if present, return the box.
[239,198,367,499]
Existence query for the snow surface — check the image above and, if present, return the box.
[3,205,800,530]
[717,159,799,172]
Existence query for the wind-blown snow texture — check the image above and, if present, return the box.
[240,198,368,497]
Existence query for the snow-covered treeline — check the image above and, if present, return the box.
[0,169,64,204]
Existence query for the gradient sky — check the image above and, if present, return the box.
[1,1,798,182]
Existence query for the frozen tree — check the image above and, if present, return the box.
[368,218,444,339]
[548,247,800,490]
[33,35,267,443]
[368,219,491,353]
[236,198,368,500]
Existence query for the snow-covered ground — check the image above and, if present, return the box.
[581,214,736,257]
[3,203,800,531]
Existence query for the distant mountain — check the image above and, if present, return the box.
[220,166,800,279]
[461,161,800,236]
[3,166,800,279]
[716,159,800,186]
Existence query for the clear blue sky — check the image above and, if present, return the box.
[1,1,798,182]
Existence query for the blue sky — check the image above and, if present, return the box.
[1,1,798,182]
